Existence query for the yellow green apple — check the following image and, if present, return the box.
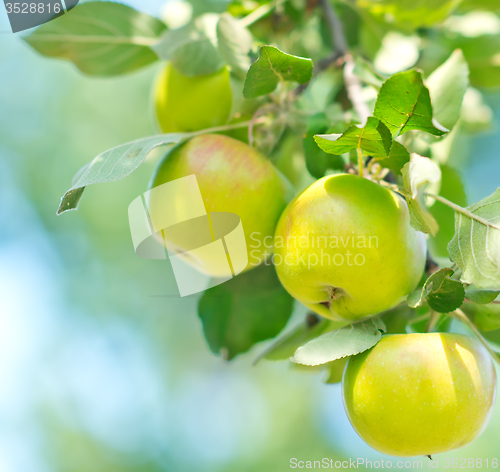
[273,174,426,321]
[148,134,291,276]
[153,62,232,133]
[343,333,497,456]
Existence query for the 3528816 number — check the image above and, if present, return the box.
[5,3,62,14]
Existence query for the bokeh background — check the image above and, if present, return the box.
[1,0,500,471]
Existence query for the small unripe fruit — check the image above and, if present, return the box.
[153,62,232,133]
[274,174,426,321]
[343,333,497,457]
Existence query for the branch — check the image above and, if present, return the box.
[424,193,500,231]
[319,0,370,125]
[239,0,286,28]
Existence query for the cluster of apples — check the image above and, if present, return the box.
[149,62,497,457]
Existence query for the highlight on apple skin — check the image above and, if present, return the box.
[342,333,497,457]
[273,174,427,321]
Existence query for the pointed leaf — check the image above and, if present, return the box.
[426,49,469,132]
[57,133,190,214]
[448,188,500,290]
[198,264,294,360]
[216,13,252,79]
[407,268,465,313]
[243,46,313,99]
[314,117,392,158]
[374,141,410,176]
[374,70,448,137]
[23,2,166,76]
[401,153,441,236]
[291,318,386,366]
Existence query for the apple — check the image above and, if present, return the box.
[342,333,497,457]
[273,174,426,321]
[147,134,291,277]
[153,62,232,133]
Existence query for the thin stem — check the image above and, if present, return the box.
[319,0,370,125]
[424,193,500,231]
[183,118,266,138]
[239,0,285,27]
[426,310,439,333]
[357,148,364,177]
[451,309,500,367]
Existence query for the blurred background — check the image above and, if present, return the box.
[1,0,500,470]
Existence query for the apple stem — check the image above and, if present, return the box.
[451,309,500,366]
[357,148,364,177]
[426,310,439,333]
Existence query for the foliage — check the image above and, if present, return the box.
[24,0,500,374]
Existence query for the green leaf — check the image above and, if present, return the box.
[380,304,416,334]
[353,57,386,89]
[457,34,500,88]
[428,165,467,262]
[374,141,410,176]
[243,46,313,99]
[465,288,500,305]
[357,0,462,29]
[304,113,344,179]
[291,318,386,366]
[407,268,465,313]
[314,117,392,158]
[152,15,224,76]
[23,2,166,76]
[216,13,252,79]
[448,188,500,290]
[57,133,191,215]
[254,314,334,363]
[198,264,294,360]
[462,303,500,331]
[374,70,448,137]
[401,153,441,236]
[426,50,469,132]
[323,357,350,384]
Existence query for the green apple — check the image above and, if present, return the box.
[343,333,497,457]
[153,62,232,133]
[148,134,290,277]
[273,174,426,321]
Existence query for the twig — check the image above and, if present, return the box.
[356,148,364,177]
[319,0,370,125]
[424,193,500,231]
[451,309,500,367]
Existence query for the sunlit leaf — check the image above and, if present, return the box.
[24,2,166,76]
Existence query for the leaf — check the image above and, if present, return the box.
[353,57,386,89]
[198,264,294,360]
[380,304,416,334]
[374,141,410,176]
[407,268,465,313]
[462,303,500,331]
[253,314,334,363]
[428,165,467,262]
[401,153,441,236]
[23,2,167,76]
[374,70,448,137]
[426,50,470,132]
[152,15,224,76]
[357,0,462,29]
[303,113,344,179]
[314,117,392,158]
[243,46,313,99]
[57,133,190,215]
[216,13,252,79]
[323,357,350,384]
[448,188,500,290]
[291,318,386,367]
[465,288,500,305]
